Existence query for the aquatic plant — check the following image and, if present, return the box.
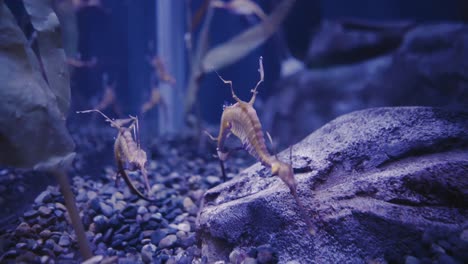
[184,0,296,123]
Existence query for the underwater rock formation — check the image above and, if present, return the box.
[197,107,468,263]
[262,23,468,145]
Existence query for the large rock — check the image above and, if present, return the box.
[262,23,468,146]
[197,107,468,263]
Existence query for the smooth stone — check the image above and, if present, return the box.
[151,229,168,245]
[138,206,148,215]
[101,185,117,195]
[15,222,31,235]
[158,234,178,248]
[177,256,192,264]
[151,213,163,221]
[111,234,126,249]
[103,228,114,243]
[15,243,27,250]
[61,252,75,259]
[58,235,71,247]
[122,206,138,218]
[113,201,126,211]
[113,192,124,200]
[89,198,101,212]
[87,191,98,200]
[229,248,246,264]
[99,202,114,217]
[242,257,257,264]
[37,206,52,216]
[31,224,42,234]
[53,209,63,218]
[81,255,103,264]
[404,255,420,264]
[177,223,191,232]
[75,190,87,202]
[180,233,196,248]
[92,233,103,244]
[34,190,52,204]
[108,214,123,227]
[256,245,276,264]
[93,215,109,233]
[54,203,67,211]
[141,238,151,245]
[205,176,221,185]
[148,205,158,213]
[183,197,198,215]
[39,230,51,239]
[460,229,468,242]
[165,208,183,221]
[141,243,157,263]
[431,243,445,254]
[437,254,458,264]
[23,210,37,218]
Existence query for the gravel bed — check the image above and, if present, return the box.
[0,126,257,263]
[1,126,466,263]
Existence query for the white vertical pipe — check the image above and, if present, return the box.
[156,0,186,134]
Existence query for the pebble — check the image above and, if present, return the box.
[34,190,52,204]
[113,191,124,200]
[75,189,88,202]
[23,209,38,218]
[141,243,157,263]
[177,222,191,232]
[39,230,52,239]
[58,234,71,247]
[15,222,31,235]
[438,254,458,264]
[242,257,258,264]
[138,206,149,215]
[99,202,114,217]
[159,234,178,248]
[151,212,163,221]
[205,175,221,185]
[460,229,468,242]
[113,200,126,211]
[38,206,52,216]
[229,248,246,263]
[16,242,27,250]
[103,228,114,243]
[122,205,138,218]
[405,255,420,264]
[92,233,103,244]
[141,238,151,245]
[431,243,445,254]
[151,229,169,245]
[54,209,64,217]
[87,190,98,200]
[93,215,109,233]
[183,197,198,215]
[55,202,67,211]
[256,245,276,264]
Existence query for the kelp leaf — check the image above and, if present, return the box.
[23,0,70,115]
[0,2,74,170]
[201,0,295,72]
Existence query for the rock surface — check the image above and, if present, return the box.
[197,107,468,263]
[263,23,468,146]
